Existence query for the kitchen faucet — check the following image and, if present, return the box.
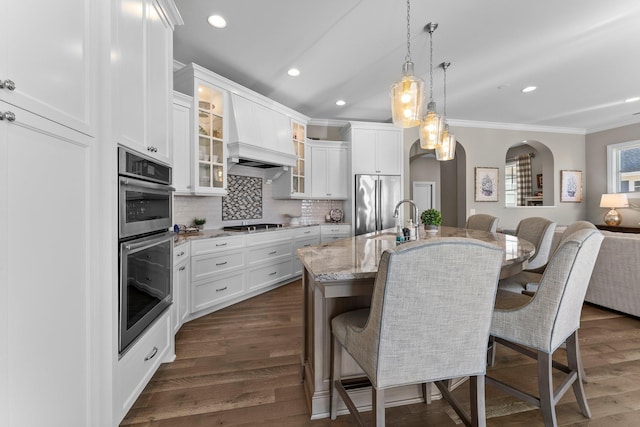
[393,199,421,240]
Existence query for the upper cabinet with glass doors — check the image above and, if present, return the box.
[174,63,228,196]
[292,121,306,195]
[272,119,309,199]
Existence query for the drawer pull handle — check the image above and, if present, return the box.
[216,242,228,247]
[304,244,311,247]
[216,261,227,266]
[216,286,228,292]
[144,346,158,361]
[177,251,185,256]
[268,250,277,255]
[304,231,311,234]
[269,271,277,276]
[179,266,186,271]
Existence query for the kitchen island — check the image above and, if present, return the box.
[297,226,535,419]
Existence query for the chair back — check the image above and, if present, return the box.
[550,221,597,254]
[355,238,504,388]
[515,217,557,270]
[465,214,499,232]
[514,228,603,352]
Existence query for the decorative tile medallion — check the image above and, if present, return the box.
[222,175,263,220]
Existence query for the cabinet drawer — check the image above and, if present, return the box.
[293,226,320,239]
[294,236,319,250]
[245,229,293,246]
[190,235,245,256]
[321,224,351,235]
[173,243,190,264]
[117,312,171,418]
[192,270,244,312]
[248,259,292,291]
[191,249,244,281]
[247,241,292,265]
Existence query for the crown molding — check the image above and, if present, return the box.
[447,119,586,135]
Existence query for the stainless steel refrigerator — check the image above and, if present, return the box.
[354,174,402,235]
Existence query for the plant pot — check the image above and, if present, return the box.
[424,224,438,230]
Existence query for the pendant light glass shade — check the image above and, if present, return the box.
[419,101,444,149]
[391,61,425,128]
[436,125,456,161]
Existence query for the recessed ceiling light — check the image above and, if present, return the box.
[625,96,640,103]
[207,14,227,29]
[336,100,346,106]
[521,86,537,93]
[287,68,300,77]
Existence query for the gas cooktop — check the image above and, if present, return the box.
[223,223,285,232]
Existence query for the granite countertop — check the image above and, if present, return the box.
[296,226,536,282]
[172,223,340,246]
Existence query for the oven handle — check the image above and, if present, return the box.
[123,233,173,252]
[120,176,175,192]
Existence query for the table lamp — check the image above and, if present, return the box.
[600,193,629,226]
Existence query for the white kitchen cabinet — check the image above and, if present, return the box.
[0,0,96,136]
[172,243,190,333]
[320,224,352,243]
[309,140,348,199]
[192,269,245,313]
[272,119,309,199]
[292,226,320,275]
[346,123,402,175]
[117,311,173,421]
[0,101,97,427]
[246,229,293,291]
[114,0,180,164]
[174,64,229,195]
[172,92,193,194]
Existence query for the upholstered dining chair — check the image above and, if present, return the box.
[500,221,597,295]
[330,238,504,427]
[487,227,604,427]
[465,214,499,233]
[499,217,556,293]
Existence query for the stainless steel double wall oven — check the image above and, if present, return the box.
[118,147,174,354]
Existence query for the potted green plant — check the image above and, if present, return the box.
[193,217,206,231]
[420,209,442,230]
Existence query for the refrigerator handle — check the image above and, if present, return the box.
[377,179,382,231]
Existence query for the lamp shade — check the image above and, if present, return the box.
[390,63,425,128]
[599,193,629,208]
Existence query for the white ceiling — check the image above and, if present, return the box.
[173,0,640,133]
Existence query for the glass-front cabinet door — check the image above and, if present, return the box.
[194,83,227,194]
[292,121,306,196]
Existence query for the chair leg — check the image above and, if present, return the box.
[422,382,432,404]
[330,336,342,420]
[566,331,591,419]
[537,351,558,427]
[470,375,486,427]
[487,336,496,367]
[372,387,385,427]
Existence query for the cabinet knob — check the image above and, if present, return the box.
[0,111,15,122]
[179,266,186,271]
[0,79,15,91]
[147,146,158,153]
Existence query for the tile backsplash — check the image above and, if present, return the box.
[222,175,263,220]
[173,164,345,229]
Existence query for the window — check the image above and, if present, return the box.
[607,140,640,194]
[505,162,517,207]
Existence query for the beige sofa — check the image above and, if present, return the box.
[582,230,640,317]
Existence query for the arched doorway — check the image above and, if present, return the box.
[409,140,467,226]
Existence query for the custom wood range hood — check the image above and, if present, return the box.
[227,93,297,168]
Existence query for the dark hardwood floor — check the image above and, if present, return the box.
[120,280,640,426]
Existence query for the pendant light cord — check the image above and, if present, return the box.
[405,0,411,62]
[443,63,447,117]
[429,29,434,102]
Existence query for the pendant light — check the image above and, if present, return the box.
[436,61,456,161]
[390,0,424,128]
[419,23,444,149]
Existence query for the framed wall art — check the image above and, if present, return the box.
[475,167,499,202]
[560,170,583,202]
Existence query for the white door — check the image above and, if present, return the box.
[413,181,436,216]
